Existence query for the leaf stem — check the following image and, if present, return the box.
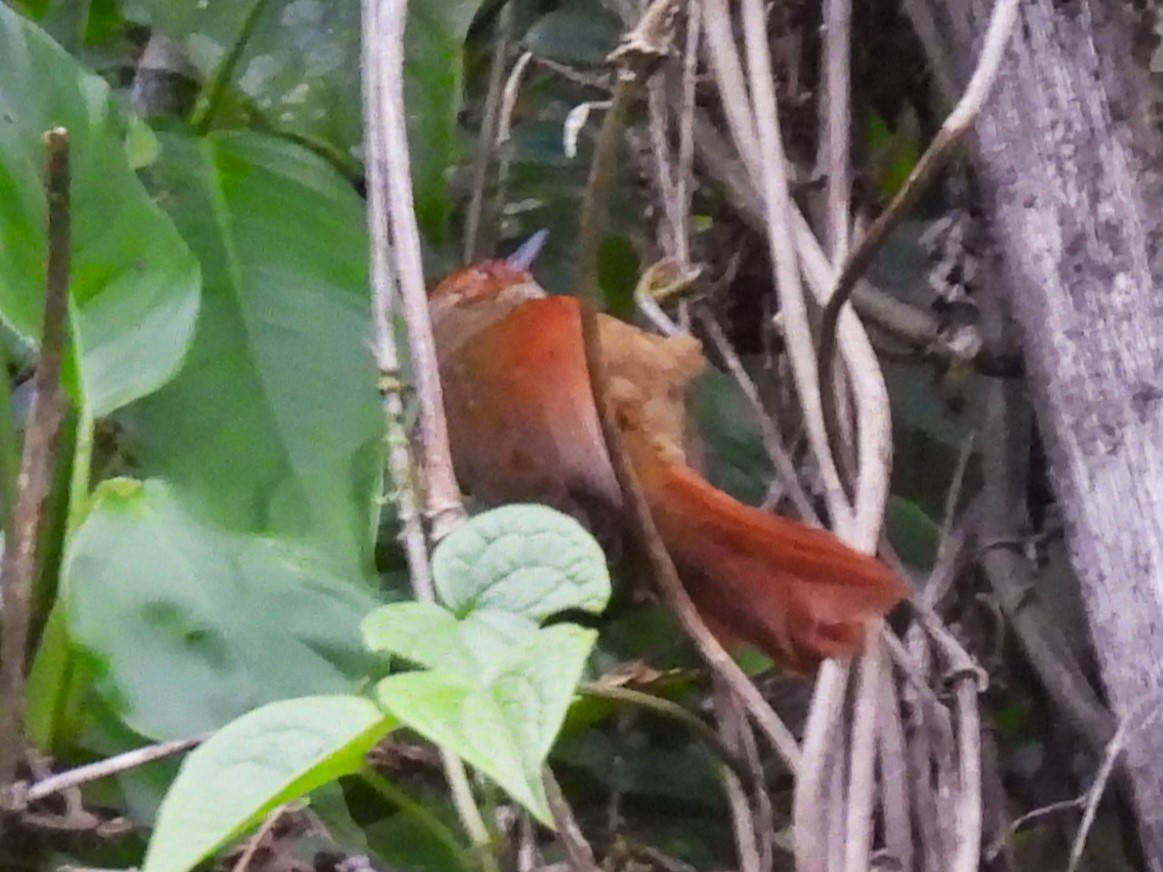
[190,0,272,134]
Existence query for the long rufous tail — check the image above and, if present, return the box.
[634,453,909,672]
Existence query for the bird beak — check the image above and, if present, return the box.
[506,229,549,271]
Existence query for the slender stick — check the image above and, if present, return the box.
[820,0,852,263]
[463,0,516,263]
[361,2,491,863]
[0,129,72,795]
[369,0,467,542]
[361,0,435,601]
[23,734,203,803]
[543,767,599,872]
[694,309,818,523]
[190,0,271,133]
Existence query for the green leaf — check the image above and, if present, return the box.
[361,601,477,676]
[454,609,540,681]
[0,4,200,416]
[432,504,611,622]
[127,131,383,576]
[142,695,391,872]
[375,624,597,825]
[65,478,378,739]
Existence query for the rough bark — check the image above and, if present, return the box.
[934,2,1163,867]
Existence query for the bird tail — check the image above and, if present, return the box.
[634,454,909,672]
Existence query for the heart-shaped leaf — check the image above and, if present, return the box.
[433,504,611,621]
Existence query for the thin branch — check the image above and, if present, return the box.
[463,0,516,263]
[22,734,204,804]
[736,0,849,525]
[876,652,914,871]
[713,681,762,872]
[0,128,72,794]
[489,49,536,244]
[543,767,599,872]
[820,0,852,262]
[498,52,535,147]
[898,0,960,108]
[362,0,433,600]
[673,2,699,269]
[844,634,884,872]
[1009,798,1085,834]
[648,76,681,259]
[232,802,295,872]
[368,0,466,543]
[362,2,490,862]
[977,371,1116,756]
[950,673,983,872]
[1067,695,1163,871]
[901,628,944,872]
[938,435,976,552]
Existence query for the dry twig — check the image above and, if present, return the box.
[0,129,73,798]
[362,0,465,546]
[463,0,516,263]
[361,2,490,862]
[23,734,203,805]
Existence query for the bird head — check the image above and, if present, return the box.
[429,232,551,358]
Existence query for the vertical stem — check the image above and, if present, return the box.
[0,129,72,795]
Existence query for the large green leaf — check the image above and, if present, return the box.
[142,695,390,872]
[0,4,200,416]
[127,131,383,576]
[124,0,487,239]
[65,478,379,738]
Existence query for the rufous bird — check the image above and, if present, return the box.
[429,237,908,672]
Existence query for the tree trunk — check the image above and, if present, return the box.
[935,2,1163,867]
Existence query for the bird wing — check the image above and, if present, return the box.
[439,296,623,520]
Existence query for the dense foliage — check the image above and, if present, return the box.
[0,1,1130,871]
